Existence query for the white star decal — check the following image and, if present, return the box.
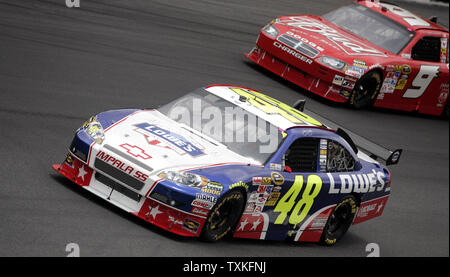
[238,218,249,231]
[146,205,163,220]
[250,218,261,230]
[77,166,87,181]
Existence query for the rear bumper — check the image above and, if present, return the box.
[53,154,206,238]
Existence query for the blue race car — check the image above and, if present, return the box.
[53,84,401,245]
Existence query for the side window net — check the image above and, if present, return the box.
[285,138,319,172]
[327,140,355,172]
[412,36,441,63]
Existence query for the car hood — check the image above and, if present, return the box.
[273,15,388,60]
[98,109,258,174]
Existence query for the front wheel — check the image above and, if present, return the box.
[349,71,382,109]
[320,196,357,246]
[201,190,245,242]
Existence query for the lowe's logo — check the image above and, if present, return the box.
[134,123,204,157]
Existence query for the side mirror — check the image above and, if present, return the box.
[429,16,438,23]
[293,99,306,112]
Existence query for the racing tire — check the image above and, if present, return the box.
[320,196,357,246]
[443,101,449,120]
[349,71,382,109]
[201,190,245,242]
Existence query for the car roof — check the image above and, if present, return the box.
[204,84,327,131]
[357,0,448,33]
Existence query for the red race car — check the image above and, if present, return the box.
[245,0,449,117]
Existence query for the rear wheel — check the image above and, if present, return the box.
[201,190,245,242]
[320,196,357,246]
[349,71,382,109]
[443,101,449,120]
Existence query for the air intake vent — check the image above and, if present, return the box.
[277,34,320,58]
[94,158,145,191]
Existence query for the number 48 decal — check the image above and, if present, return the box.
[274,175,322,227]
[403,65,440,98]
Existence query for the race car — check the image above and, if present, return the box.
[245,0,449,117]
[53,84,401,245]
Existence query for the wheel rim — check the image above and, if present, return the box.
[210,201,233,230]
[206,192,244,237]
[327,202,352,235]
[354,76,378,104]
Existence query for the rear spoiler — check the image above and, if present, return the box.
[304,109,402,166]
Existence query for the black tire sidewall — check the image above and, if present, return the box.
[320,196,357,246]
[201,190,245,242]
[349,71,382,109]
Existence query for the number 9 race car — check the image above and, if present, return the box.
[245,0,449,117]
[53,85,402,245]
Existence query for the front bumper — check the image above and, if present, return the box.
[53,153,206,237]
[245,31,353,103]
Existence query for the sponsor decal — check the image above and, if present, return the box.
[196,193,217,203]
[319,139,328,172]
[395,74,409,90]
[265,192,281,207]
[339,89,352,98]
[229,181,249,190]
[342,79,355,90]
[65,153,74,166]
[380,71,400,94]
[309,217,328,230]
[441,37,448,64]
[200,181,224,195]
[437,83,449,106]
[252,177,272,186]
[269,163,282,171]
[270,172,285,185]
[95,150,148,181]
[191,207,209,217]
[134,122,204,157]
[257,185,272,194]
[401,53,411,59]
[354,196,388,224]
[332,75,344,86]
[191,193,217,210]
[201,187,221,196]
[277,17,386,56]
[134,127,180,154]
[191,199,214,210]
[328,170,386,194]
[182,218,200,233]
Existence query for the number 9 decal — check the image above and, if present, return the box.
[403,65,440,99]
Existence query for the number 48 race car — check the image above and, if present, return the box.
[245,0,449,117]
[53,85,402,245]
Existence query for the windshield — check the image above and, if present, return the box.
[323,3,415,54]
[157,88,285,165]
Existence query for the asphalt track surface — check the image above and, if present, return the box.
[0,0,448,257]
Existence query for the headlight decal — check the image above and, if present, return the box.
[83,116,105,144]
[317,56,347,71]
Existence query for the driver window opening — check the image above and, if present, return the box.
[284,138,319,173]
[411,36,441,62]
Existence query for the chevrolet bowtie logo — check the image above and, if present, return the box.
[119,143,152,160]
